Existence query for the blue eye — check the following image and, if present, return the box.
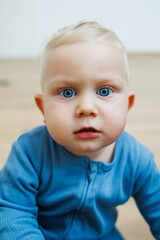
[97,87,112,97]
[60,89,77,98]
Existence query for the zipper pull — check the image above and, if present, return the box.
[87,161,91,183]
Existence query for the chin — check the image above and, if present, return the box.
[76,145,101,154]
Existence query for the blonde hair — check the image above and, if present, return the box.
[41,21,129,87]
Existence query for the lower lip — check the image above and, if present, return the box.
[74,132,100,139]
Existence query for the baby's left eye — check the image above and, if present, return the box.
[96,87,112,97]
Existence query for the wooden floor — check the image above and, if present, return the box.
[0,54,160,240]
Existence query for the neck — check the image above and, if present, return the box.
[85,142,116,164]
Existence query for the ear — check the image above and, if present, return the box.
[35,94,46,122]
[128,91,135,112]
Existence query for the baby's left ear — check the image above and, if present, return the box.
[128,91,135,111]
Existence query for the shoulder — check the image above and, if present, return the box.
[116,131,154,175]
[119,131,153,158]
[17,125,49,143]
[114,132,156,197]
[10,125,54,173]
[15,125,53,152]
[16,124,55,154]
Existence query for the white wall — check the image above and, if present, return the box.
[0,0,160,58]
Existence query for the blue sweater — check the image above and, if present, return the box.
[0,125,160,240]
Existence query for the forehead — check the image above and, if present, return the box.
[41,42,128,88]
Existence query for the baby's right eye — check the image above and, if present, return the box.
[60,89,77,98]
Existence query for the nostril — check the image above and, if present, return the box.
[75,103,98,117]
[76,111,97,118]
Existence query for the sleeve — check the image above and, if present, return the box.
[0,140,45,240]
[133,151,160,239]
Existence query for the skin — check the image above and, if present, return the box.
[35,42,135,164]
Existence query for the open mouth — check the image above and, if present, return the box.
[77,127,98,133]
[74,127,100,139]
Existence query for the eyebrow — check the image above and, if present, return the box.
[47,73,124,88]
[48,76,78,85]
[97,74,124,85]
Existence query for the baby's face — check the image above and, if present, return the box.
[35,42,134,158]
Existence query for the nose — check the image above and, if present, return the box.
[75,95,98,118]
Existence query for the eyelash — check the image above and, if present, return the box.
[59,87,113,98]
[59,89,77,98]
[96,87,113,97]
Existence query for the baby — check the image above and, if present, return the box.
[0,21,160,240]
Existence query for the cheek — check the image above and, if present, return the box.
[46,114,68,144]
[44,102,72,141]
[45,108,66,129]
[102,100,128,132]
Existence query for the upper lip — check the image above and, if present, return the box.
[74,127,100,133]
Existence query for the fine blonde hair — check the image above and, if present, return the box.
[41,21,129,87]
